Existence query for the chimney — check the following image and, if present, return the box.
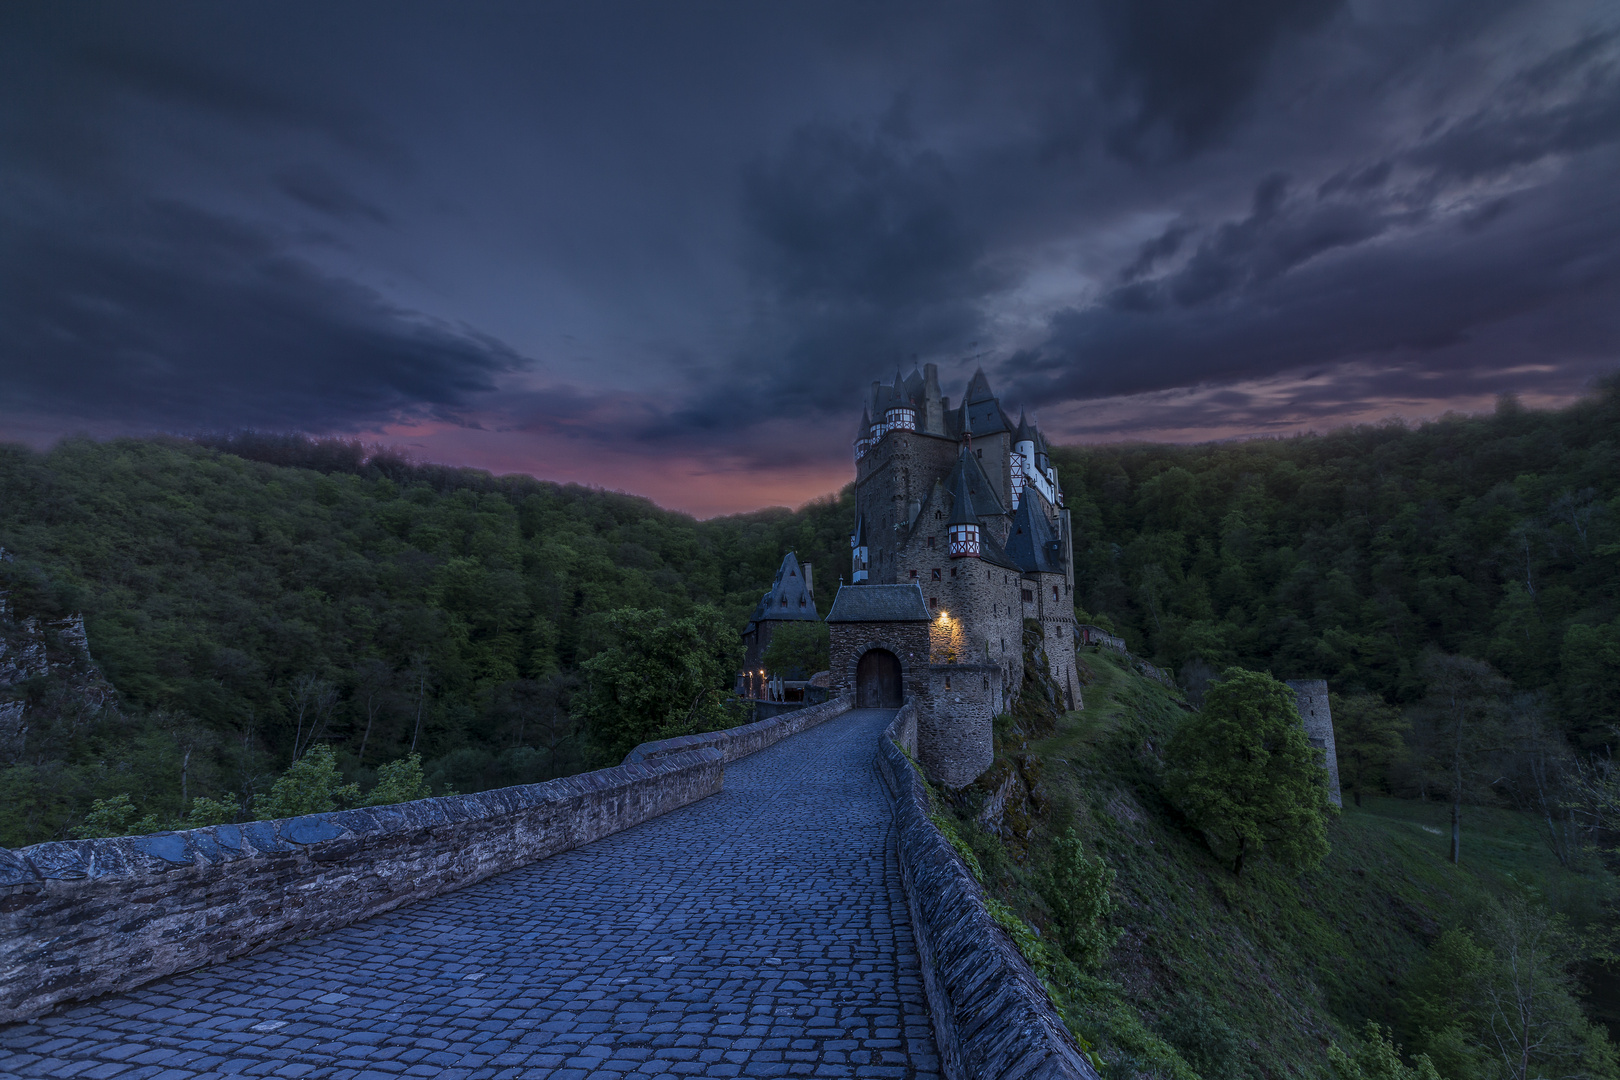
[922,363,944,434]
[803,563,813,605]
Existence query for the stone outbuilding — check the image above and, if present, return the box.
[738,552,819,697]
[826,582,997,788]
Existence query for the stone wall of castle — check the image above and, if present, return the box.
[920,664,999,787]
[827,621,931,703]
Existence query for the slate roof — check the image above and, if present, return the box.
[1005,488,1065,574]
[745,551,820,629]
[942,450,1006,519]
[825,584,933,623]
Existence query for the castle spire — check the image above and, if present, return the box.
[945,457,982,558]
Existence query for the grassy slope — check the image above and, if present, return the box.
[949,645,1615,1080]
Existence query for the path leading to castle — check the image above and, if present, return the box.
[0,709,940,1080]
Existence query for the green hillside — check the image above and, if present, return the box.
[942,645,1618,1080]
[0,435,853,845]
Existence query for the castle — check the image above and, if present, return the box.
[825,365,1079,786]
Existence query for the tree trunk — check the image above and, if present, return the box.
[359,699,377,764]
[1451,795,1462,864]
[410,674,425,754]
[181,747,191,809]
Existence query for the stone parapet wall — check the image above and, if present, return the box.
[621,694,852,766]
[877,701,1099,1080]
[0,747,725,1024]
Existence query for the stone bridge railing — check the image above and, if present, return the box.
[0,695,854,1025]
[879,698,1099,1080]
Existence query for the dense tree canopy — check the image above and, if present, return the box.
[1054,379,1620,750]
[1164,667,1336,876]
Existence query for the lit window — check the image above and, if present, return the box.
[947,523,980,557]
[885,407,917,431]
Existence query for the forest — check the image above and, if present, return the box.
[1,382,1617,853]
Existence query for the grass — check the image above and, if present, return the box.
[943,645,1619,1080]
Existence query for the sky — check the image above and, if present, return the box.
[2,2,1618,517]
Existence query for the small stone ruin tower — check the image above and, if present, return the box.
[1286,679,1342,807]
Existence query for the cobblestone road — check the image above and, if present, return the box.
[0,708,939,1080]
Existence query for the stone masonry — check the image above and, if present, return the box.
[0,709,942,1079]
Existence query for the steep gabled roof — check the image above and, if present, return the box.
[943,449,1007,520]
[826,583,932,622]
[748,551,820,628]
[1005,487,1065,574]
[945,463,979,526]
[964,368,996,404]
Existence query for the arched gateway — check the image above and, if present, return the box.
[855,649,903,708]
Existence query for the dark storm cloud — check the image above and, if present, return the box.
[0,198,525,430]
[1096,0,1344,159]
[2,0,1617,498]
[672,122,1004,430]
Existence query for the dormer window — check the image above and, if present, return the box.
[949,523,979,557]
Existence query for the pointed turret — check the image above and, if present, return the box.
[946,453,983,558]
[854,407,873,461]
[1014,410,1035,444]
[964,367,996,404]
[850,514,869,583]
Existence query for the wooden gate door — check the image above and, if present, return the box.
[856,649,903,708]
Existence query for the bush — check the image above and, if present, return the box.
[1158,998,1246,1079]
[253,745,359,819]
[1041,828,1120,968]
[360,753,431,806]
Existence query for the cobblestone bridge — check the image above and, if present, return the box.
[0,709,941,1080]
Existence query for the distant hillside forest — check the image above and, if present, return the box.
[1054,381,1620,753]
[1,377,1617,847]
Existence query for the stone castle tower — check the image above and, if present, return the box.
[827,364,1078,786]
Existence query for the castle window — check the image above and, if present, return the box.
[982,675,989,690]
[1053,585,1060,601]
[944,675,951,690]
[931,568,941,580]
[927,535,935,549]
[975,448,982,459]
[935,510,943,520]
[947,523,980,558]
[1021,589,1034,603]
[950,566,957,578]
[885,407,917,431]
[929,596,938,609]
[909,569,917,580]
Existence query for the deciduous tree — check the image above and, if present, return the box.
[1164,667,1335,876]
